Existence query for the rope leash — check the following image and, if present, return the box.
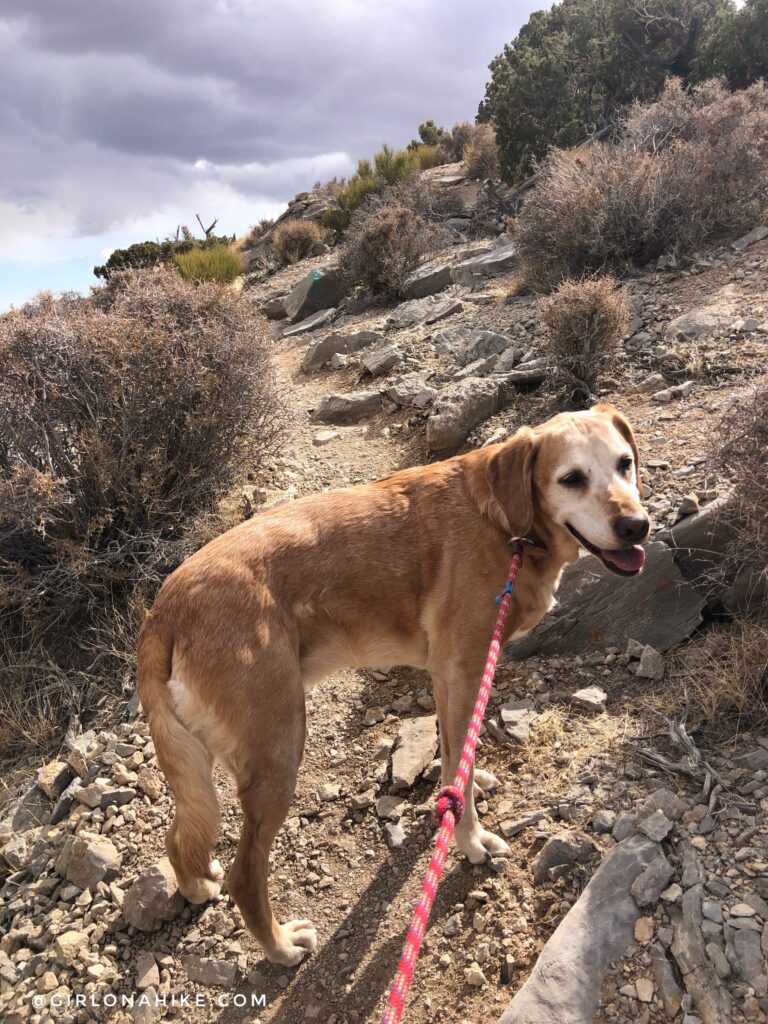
[380,545,524,1024]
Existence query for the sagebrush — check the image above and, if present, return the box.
[343,196,436,298]
[462,124,500,179]
[0,269,283,759]
[540,276,628,406]
[517,78,768,290]
[272,219,325,264]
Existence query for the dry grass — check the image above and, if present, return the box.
[658,620,768,729]
[463,123,500,180]
[272,219,325,264]
[540,275,628,406]
[515,704,629,787]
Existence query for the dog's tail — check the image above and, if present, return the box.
[137,614,220,888]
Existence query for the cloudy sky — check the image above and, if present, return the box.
[0,1,536,309]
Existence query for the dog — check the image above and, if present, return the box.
[137,403,649,966]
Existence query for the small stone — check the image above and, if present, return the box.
[570,686,607,712]
[363,706,385,726]
[376,796,405,821]
[613,811,637,842]
[660,883,683,902]
[36,759,75,799]
[136,768,163,801]
[123,858,186,931]
[385,822,406,849]
[391,716,438,790]
[319,782,341,802]
[592,809,616,834]
[136,952,160,990]
[443,914,462,937]
[53,930,89,966]
[730,902,757,918]
[635,917,654,942]
[637,810,673,842]
[677,493,700,517]
[635,977,654,1002]
[464,963,487,987]
[66,832,121,890]
[636,645,665,680]
[312,430,339,446]
[631,855,675,906]
[182,955,237,988]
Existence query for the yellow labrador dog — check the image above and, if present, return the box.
[137,404,649,966]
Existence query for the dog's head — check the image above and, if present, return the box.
[488,404,649,577]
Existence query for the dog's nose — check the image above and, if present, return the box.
[613,514,650,543]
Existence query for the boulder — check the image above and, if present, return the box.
[282,307,336,337]
[260,294,288,320]
[731,226,768,252]
[452,244,518,287]
[312,390,382,424]
[402,263,453,300]
[386,371,438,409]
[284,268,345,323]
[426,376,506,453]
[123,858,185,931]
[499,835,661,1024]
[391,716,438,790]
[506,542,706,658]
[665,307,733,342]
[302,330,383,370]
[384,295,463,331]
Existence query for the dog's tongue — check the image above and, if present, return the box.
[601,545,646,573]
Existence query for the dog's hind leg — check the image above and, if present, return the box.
[227,671,317,967]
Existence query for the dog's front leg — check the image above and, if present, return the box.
[430,666,510,864]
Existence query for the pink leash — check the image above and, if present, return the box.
[381,545,524,1024]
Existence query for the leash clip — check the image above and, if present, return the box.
[494,580,516,605]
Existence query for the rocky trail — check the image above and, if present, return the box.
[3,217,768,1024]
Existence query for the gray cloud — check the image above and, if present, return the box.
[0,1,534,255]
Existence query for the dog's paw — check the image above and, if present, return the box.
[456,827,511,864]
[473,769,501,796]
[270,919,318,967]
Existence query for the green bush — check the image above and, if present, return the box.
[95,233,234,279]
[174,245,243,283]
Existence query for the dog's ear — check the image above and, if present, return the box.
[487,427,537,537]
[594,403,643,496]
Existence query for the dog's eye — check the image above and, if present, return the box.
[618,456,633,474]
[559,470,586,488]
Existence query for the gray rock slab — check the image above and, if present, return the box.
[498,835,660,1024]
[282,307,336,337]
[301,330,382,370]
[284,268,345,322]
[402,263,453,300]
[312,390,382,424]
[384,295,463,331]
[391,716,438,790]
[731,226,768,252]
[452,244,518,287]
[506,541,705,658]
[671,884,732,1024]
[427,376,505,453]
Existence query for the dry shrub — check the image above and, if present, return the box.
[272,219,325,264]
[0,269,283,760]
[540,276,628,406]
[666,619,768,727]
[518,78,768,290]
[463,123,500,180]
[343,197,436,298]
[717,384,768,592]
[241,217,275,250]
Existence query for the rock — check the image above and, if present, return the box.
[631,855,675,906]
[282,307,336,337]
[636,977,655,1002]
[123,858,185,931]
[402,263,453,299]
[427,376,509,453]
[652,381,695,403]
[639,788,688,822]
[570,686,607,712]
[671,884,732,1024]
[182,955,237,988]
[384,295,463,331]
[666,302,734,342]
[613,812,637,842]
[636,645,665,680]
[499,699,539,743]
[732,928,763,983]
[135,952,160,990]
[386,370,437,408]
[637,372,667,394]
[391,716,438,790]
[312,429,339,446]
[385,822,406,849]
[592,809,616,834]
[731,226,768,252]
[284,268,345,322]
[36,760,75,799]
[531,832,593,886]
[651,941,684,1016]
[66,833,121,890]
[319,782,341,802]
[499,835,660,1024]
[312,390,382,424]
[635,917,654,942]
[54,930,89,965]
[452,244,518,287]
[361,344,401,377]
[462,330,511,366]
[1,833,31,870]
[465,963,488,986]
[11,784,52,832]
[506,542,705,658]
[76,778,111,809]
[706,942,731,980]
[376,796,406,820]
[500,811,546,837]
[137,767,163,800]
[260,294,287,320]
[301,330,383,370]
[678,493,700,517]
